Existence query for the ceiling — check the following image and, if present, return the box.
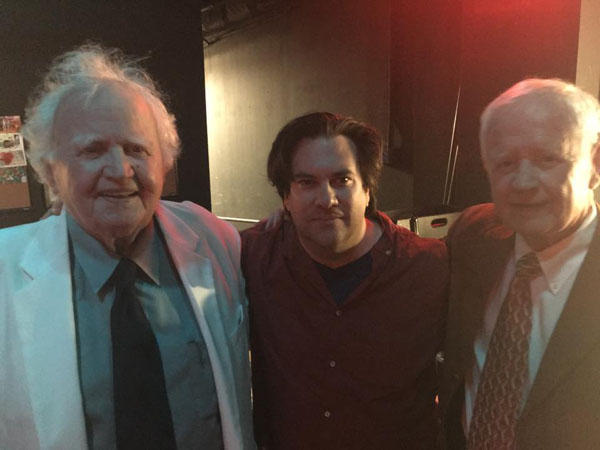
[200,0,293,44]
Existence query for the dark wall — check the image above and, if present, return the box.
[453,0,581,208]
[204,0,404,221]
[0,0,209,229]
[390,0,463,211]
[391,0,583,211]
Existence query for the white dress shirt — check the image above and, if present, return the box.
[464,207,598,432]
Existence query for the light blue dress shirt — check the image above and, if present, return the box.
[67,214,224,450]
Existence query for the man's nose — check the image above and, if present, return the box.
[316,183,339,208]
[104,146,134,178]
[512,160,538,189]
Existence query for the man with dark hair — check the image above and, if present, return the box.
[266,112,383,219]
[242,112,448,450]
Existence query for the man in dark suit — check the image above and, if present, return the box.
[441,78,600,450]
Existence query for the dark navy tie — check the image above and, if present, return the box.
[110,258,177,450]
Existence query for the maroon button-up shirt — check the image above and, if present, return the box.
[241,212,448,450]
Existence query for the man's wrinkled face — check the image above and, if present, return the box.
[483,106,600,250]
[47,83,165,250]
[283,135,370,257]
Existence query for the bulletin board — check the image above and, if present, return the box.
[0,116,31,211]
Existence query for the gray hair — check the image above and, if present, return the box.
[480,78,600,164]
[22,43,180,185]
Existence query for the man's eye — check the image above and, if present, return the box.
[79,145,104,157]
[333,176,351,186]
[125,144,147,155]
[295,179,313,187]
[495,160,515,171]
[538,155,561,168]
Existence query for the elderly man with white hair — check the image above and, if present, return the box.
[441,78,600,450]
[0,45,255,450]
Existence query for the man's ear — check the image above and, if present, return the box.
[589,140,600,190]
[283,193,290,212]
[363,185,370,213]
[43,161,60,196]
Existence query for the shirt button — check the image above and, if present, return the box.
[335,310,342,316]
[324,411,331,418]
[329,360,336,368]
[385,249,392,255]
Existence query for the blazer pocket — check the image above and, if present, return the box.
[228,302,248,349]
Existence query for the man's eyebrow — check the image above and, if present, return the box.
[126,136,151,146]
[292,169,354,179]
[291,172,315,179]
[70,134,149,147]
[331,169,353,177]
[71,134,102,147]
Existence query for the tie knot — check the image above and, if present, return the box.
[113,258,138,288]
[515,252,541,280]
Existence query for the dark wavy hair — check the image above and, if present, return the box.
[267,112,383,218]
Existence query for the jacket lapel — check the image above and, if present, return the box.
[522,219,600,416]
[457,228,514,374]
[14,212,88,449]
[155,205,241,449]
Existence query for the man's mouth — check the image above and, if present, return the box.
[99,191,138,199]
[510,201,546,211]
[313,215,343,222]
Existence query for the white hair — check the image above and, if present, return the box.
[22,43,180,185]
[480,78,600,164]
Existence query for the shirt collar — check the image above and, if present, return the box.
[127,218,161,286]
[67,214,161,294]
[515,205,598,295]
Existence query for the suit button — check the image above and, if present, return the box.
[324,411,331,418]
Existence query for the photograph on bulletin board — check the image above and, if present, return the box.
[0,116,31,210]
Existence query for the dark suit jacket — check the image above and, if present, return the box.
[440,203,600,450]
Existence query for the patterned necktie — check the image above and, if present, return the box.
[467,252,542,450]
[110,258,177,450]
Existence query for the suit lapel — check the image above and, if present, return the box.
[457,230,514,374]
[155,205,240,448]
[154,205,222,358]
[522,219,600,417]
[14,212,88,449]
